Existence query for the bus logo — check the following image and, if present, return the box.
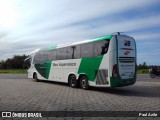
[124,51,130,55]
[124,39,131,46]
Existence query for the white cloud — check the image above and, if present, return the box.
[88,14,160,37]
[131,32,160,41]
[0,0,160,65]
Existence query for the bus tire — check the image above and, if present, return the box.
[33,73,39,82]
[80,76,89,90]
[68,75,78,88]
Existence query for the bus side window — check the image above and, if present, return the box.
[94,41,105,56]
[57,48,64,60]
[81,43,94,58]
[94,40,109,56]
[101,40,109,55]
[39,51,48,63]
[73,45,80,59]
[66,47,72,59]
[47,50,56,61]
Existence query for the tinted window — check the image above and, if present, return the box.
[66,47,72,59]
[94,40,110,56]
[81,43,94,58]
[39,51,48,62]
[72,45,80,59]
[56,46,80,60]
[57,47,73,59]
[33,51,48,64]
[47,50,56,61]
[57,48,63,60]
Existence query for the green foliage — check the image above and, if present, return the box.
[137,62,148,69]
[137,61,160,74]
[137,69,149,74]
[0,69,27,74]
[0,55,28,69]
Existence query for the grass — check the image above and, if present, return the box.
[0,69,27,74]
[137,69,149,74]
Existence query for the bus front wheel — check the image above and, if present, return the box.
[33,73,39,82]
[69,75,78,88]
[80,76,89,90]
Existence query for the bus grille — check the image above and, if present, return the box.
[96,69,108,85]
[119,57,135,63]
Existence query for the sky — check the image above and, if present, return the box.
[0,0,160,65]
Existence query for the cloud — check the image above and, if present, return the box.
[0,0,160,65]
[4,0,157,37]
[131,32,160,41]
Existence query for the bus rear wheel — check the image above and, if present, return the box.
[69,75,78,88]
[80,76,89,90]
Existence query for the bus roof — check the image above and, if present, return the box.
[41,35,113,51]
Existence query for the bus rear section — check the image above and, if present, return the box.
[110,35,136,87]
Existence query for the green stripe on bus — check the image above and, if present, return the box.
[41,45,57,51]
[35,61,52,79]
[78,56,103,81]
[92,35,113,42]
[45,61,52,79]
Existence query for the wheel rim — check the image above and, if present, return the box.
[70,76,76,87]
[81,79,86,88]
[35,74,38,81]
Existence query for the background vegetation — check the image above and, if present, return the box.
[137,62,160,74]
[0,55,28,74]
[0,55,28,69]
[0,69,27,74]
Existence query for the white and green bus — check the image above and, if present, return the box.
[26,33,136,89]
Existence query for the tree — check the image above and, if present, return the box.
[0,55,28,69]
[143,62,146,67]
[142,62,148,69]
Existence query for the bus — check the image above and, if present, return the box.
[26,32,137,89]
